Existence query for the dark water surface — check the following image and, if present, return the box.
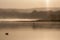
[0,22,60,29]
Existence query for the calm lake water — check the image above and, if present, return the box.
[0,22,60,40]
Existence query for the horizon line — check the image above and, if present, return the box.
[0,7,60,9]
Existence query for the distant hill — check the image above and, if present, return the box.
[0,8,60,20]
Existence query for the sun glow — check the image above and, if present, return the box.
[45,0,50,10]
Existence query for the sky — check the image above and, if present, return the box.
[0,0,60,9]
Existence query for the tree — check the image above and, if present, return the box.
[31,10,38,18]
[49,11,56,21]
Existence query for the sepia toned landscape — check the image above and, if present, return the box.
[0,0,60,40]
[0,8,60,40]
[0,8,60,29]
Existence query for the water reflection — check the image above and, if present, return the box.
[0,21,60,40]
[0,21,60,29]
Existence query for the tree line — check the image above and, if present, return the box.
[0,9,60,21]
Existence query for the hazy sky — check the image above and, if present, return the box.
[0,0,60,9]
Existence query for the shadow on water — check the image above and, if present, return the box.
[0,21,60,30]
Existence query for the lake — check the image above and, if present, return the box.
[0,22,60,40]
